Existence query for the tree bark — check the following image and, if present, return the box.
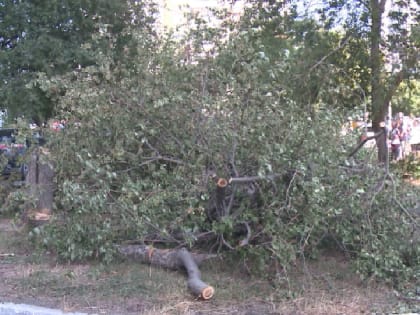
[215,178,228,218]
[370,0,387,163]
[116,245,215,300]
[206,177,228,221]
[26,147,55,214]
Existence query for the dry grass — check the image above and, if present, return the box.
[0,219,418,315]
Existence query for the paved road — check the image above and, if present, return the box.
[0,303,90,315]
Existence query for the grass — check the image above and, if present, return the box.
[0,216,419,315]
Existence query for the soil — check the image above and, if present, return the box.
[0,218,418,315]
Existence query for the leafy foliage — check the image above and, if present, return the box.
[1,0,418,287]
[392,80,420,116]
[0,0,156,123]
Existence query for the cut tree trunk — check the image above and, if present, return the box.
[117,245,215,300]
[215,178,228,218]
[26,147,55,216]
[206,177,229,221]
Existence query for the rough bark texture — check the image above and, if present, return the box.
[215,178,228,219]
[117,245,215,300]
[370,0,387,163]
[26,148,55,214]
[206,177,229,221]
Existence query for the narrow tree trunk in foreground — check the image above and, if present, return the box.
[117,245,215,300]
[215,178,228,218]
[206,177,228,221]
[26,148,55,212]
[25,148,55,225]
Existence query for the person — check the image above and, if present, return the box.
[390,120,402,161]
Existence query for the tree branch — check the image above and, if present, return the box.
[308,36,350,74]
[229,173,282,184]
[116,245,216,299]
[238,221,251,247]
[348,130,384,158]
[392,197,419,227]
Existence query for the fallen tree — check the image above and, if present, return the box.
[116,244,215,300]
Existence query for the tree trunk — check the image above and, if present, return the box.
[117,245,215,300]
[206,177,229,221]
[26,147,55,214]
[376,129,389,165]
[370,0,388,163]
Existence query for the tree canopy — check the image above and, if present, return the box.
[0,0,157,123]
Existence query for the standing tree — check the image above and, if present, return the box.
[0,0,156,123]
[309,0,419,162]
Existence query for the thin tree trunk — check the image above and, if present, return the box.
[26,147,55,214]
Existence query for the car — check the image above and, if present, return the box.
[0,128,27,181]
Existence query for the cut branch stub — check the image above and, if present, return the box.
[207,177,230,221]
[116,245,215,300]
[215,178,228,219]
[217,178,228,188]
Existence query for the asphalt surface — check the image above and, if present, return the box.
[0,303,89,315]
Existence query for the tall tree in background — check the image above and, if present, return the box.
[312,0,419,162]
[0,0,156,124]
[219,0,371,114]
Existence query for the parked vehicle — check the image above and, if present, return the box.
[0,128,27,180]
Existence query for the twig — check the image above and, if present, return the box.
[229,139,239,177]
[370,172,393,210]
[225,140,239,216]
[285,170,298,207]
[393,290,420,303]
[229,173,282,184]
[118,202,183,245]
[392,197,419,227]
[220,234,235,250]
[308,36,350,73]
[238,221,251,247]
[141,155,185,165]
[142,138,160,155]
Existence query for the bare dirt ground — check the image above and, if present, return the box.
[0,218,418,315]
